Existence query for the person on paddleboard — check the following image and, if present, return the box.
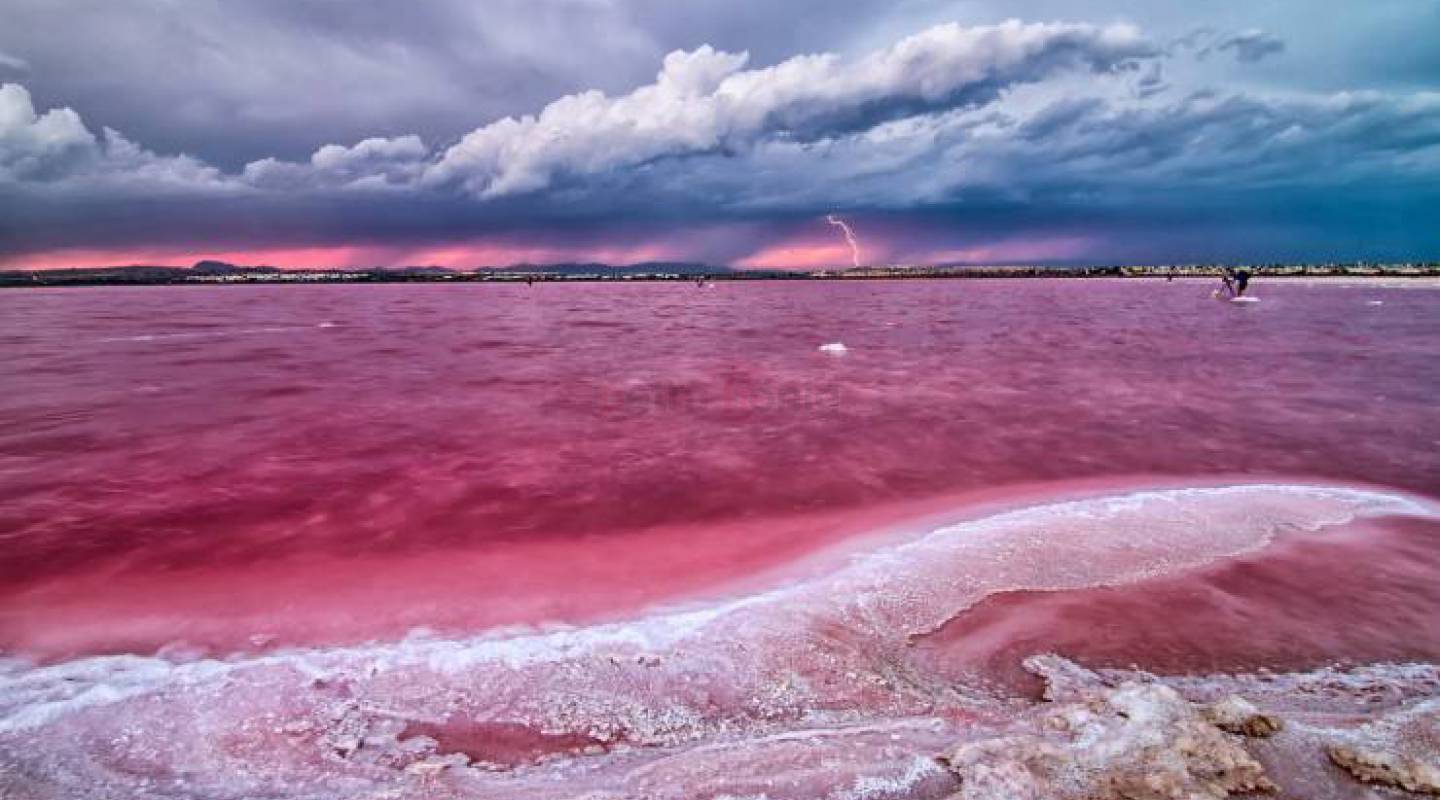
[1230,266,1252,297]
[1217,266,1252,298]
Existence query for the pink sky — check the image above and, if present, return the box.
[736,228,1094,269]
[0,240,692,271]
[1,228,1095,271]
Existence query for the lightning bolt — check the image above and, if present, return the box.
[826,214,862,268]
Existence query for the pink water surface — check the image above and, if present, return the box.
[1,278,1438,660]
[4,278,1440,799]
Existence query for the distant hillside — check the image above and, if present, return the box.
[493,262,732,276]
[0,265,194,284]
[0,259,731,286]
[191,260,283,274]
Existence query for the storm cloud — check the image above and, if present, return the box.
[1212,30,1287,63]
[1,1,1438,267]
[424,20,1153,197]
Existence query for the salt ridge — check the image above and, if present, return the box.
[1,483,1428,736]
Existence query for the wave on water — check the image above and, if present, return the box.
[97,322,338,343]
[2,483,1437,799]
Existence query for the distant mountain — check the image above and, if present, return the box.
[191,260,282,274]
[0,261,290,285]
[193,261,456,275]
[0,265,192,284]
[373,265,457,275]
[0,260,728,286]
[496,261,731,276]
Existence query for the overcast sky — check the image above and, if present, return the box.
[1,0,1437,268]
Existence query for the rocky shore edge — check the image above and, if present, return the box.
[929,655,1440,799]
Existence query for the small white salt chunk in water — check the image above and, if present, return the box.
[818,342,848,354]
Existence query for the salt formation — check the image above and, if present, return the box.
[939,658,1277,800]
[936,655,1440,800]
[1202,695,1283,738]
[2,483,1437,799]
[1328,743,1440,795]
[1324,699,1440,794]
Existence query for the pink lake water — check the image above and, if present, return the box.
[2,278,1439,798]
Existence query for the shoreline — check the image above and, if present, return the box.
[5,476,1427,665]
[3,266,1439,289]
[5,482,1438,798]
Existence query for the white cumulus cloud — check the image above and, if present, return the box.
[0,83,94,180]
[243,135,430,190]
[0,82,226,189]
[423,20,1155,197]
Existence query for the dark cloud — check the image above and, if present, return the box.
[1,19,1157,197]
[1,3,1438,266]
[1212,30,1286,63]
[424,21,1153,198]
[0,0,904,169]
[1173,27,1286,64]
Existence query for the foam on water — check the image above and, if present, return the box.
[1,483,1433,799]
[97,324,331,343]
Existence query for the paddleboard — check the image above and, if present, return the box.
[1212,291,1260,304]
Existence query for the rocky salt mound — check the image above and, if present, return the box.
[935,655,1440,800]
[941,661,1277,799]
[2,484,1438,799]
